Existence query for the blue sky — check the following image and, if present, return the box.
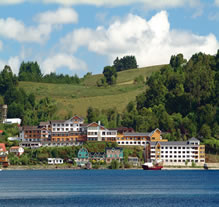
[0,0,219,77]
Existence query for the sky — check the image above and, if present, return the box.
[0,0,219,77]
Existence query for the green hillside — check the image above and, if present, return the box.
[18,65,164,118]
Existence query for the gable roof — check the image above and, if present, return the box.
[87,122,106,130]
[149,128,161,137]
[70,115,84,122]
[188,137,199,142]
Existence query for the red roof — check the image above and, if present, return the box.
[0,143,6,152]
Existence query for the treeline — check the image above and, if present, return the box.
[91,52,219,153]
[0,66,56,125]
[122,52,219,153]
[18,61,80,84]
[113,56,138,72]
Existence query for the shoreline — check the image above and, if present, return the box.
[2,165,219,171]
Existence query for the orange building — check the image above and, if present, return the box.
[117,128,168,146]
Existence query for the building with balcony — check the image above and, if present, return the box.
[146,137,205,166]
[86,122,117,142]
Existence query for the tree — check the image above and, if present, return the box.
[110,160,120,169]
[103,66,117,85]
[113,56,138,72]
[0,65,18,95]
[18,61,42,82]
[170,53,187,69]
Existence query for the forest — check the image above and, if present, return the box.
[0,51,218,153]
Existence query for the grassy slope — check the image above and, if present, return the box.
[18,65,164,118]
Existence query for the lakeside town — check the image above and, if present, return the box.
[0,104,208,170]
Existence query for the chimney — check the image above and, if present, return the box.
[98,121,101,126]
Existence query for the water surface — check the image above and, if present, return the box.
[0,170,218,207]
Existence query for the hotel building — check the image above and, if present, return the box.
[146,137,205,166]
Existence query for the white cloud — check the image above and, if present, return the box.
[60,11,219,67]
[0,17,52,43]
[43,0,201,8]
[0,0,201,8]
[215,0,219,6]
[41,53,87,74]
[0,0,25,5]
[0,56,20,75]
[35,7,78,25]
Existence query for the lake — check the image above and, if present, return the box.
[0,169,219,207]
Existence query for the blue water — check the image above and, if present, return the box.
[0,170,219,207]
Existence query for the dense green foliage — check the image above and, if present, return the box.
[18,61,80,84]
[19,62,42,82]
[97,66,117,86]
[113,56,138,72]
[87,106,121,128]
[0,65,56,125]
[0,123,19,145]
[122,52,219,152]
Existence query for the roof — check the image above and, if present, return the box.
[149,128,161,137]
[39,121,50,126]
[70,115,84,121]
[0,143,6,152]
[87,122,106,130]
[150,141,200,146]
[124,132,151,137]
[10,146,21,149]
[188,137,200,141]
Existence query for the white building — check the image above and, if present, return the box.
[86,122,117,142]
[10,146,24,156]
[3,118,22,125]
[51,116,84,133]
[48,158,64,165]
[148,138,205,166]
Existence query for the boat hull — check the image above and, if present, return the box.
[142,165,163,170]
